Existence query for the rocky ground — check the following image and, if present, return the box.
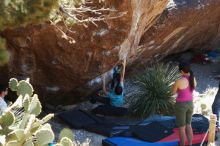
[49,55,220,146]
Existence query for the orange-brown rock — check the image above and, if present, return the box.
[137,0,220,64]
[1,0,168,105]
[3,0,220,105]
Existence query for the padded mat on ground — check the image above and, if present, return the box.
[92,105,128,117]
[191,114,209,133]
[58,109,97,129]
[58,109,174,139]
[131,122,173,142]
[159,128,208,145]
[58,109,208,145]
[141,114,176,129]
[111,126,132,137]
[96,116,140,125]
[84,121,173,140]
[102,114,176,127]
[102,137,179,146]
[84,122,118,137]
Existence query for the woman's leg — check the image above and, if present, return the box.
[185,102,193,146]
[179,126,186,146]
[186,124,193,146]
[175,102,187,146]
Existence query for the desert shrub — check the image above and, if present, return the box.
[128,63,180,119]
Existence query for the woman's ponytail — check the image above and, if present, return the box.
[179,62,195,91]
[189,70,195,91]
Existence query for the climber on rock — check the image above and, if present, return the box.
[110,62,123,92]
[90,59,126,107]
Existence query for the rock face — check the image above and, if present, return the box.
[136,0,220,64]
[2,0,220,105]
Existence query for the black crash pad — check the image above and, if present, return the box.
[92,105,128,117]
[84,122,117,137]
[58,109,96,129]
[191,114,209,134]
[58,109,173,141]
[131,122,173,142]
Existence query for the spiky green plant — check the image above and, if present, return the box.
[128,63,181,119]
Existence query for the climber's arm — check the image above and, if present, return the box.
[102,74,107,95]
[121,59,126,83]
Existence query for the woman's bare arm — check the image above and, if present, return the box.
[172,80,178,95]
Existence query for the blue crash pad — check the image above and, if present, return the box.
[102,137,178,146]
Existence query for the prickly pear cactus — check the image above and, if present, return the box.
[8,78,34,97]
[60,137,73,146]
[53,127,76,146]
[27,94,42,116]
[0,78,74,146]
[7,129,25,142]
[17,80,34,97]
[0,111,15,128]
[8,78,18,92]
[59,128,74,141]
[35,128,54,145]
[22,95,30,112]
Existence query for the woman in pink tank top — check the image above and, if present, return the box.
[172,62,196,146]
[176,75,193,102]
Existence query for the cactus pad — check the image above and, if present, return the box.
[23,95,30,112]
[0,111,15,127]
[5,140,19,146]
[35,129,54,146]
[23,140,34,146]
[7,129,25,141]
[60,137,73,146]
[9,78,18,92]
[17,80,34,97]
[59,128,73,141]
[28,95,42,116]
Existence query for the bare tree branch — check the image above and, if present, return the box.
[50,0,127,43]
[59,4,127,24]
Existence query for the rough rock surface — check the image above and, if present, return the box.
[1,0,168,105]
[137,0,220,64]
[2,0,220,105]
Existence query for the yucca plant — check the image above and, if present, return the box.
[128,63,181,119]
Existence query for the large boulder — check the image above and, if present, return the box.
[136,0,220,64]
[2,0,220,105]
[1,0,168,105]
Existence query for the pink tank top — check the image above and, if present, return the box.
[176,75,193,102]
